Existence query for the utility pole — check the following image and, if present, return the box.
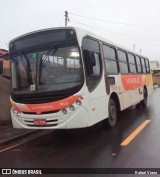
[133,44,136,51]
[65,11,69,26]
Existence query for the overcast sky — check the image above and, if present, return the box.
[1,0,160,60]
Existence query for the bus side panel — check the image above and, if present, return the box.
[86,76,109,126]
[147,84,153,96]
[119,74,153,109]
[109,75,126,111]
[146,74,153,96]
[65,107,89,128]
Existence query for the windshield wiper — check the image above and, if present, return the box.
[41,47,58,67]
[38,47,58,81]
[21,54,31,72]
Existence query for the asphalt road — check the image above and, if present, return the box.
[1,87,160,177]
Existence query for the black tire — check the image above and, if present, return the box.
[107,98,117,127]
[140,88,148,108]
[136,102,141,109]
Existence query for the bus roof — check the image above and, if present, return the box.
[73,26,149,59]
[9,26,149,59]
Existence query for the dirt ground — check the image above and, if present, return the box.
[0,76,10,121]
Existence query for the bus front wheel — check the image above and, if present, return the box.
[140,88,148,108]
[107,98,117,127]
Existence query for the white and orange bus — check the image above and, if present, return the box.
[1,27,153,129]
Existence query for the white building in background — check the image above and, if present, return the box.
[150,60,160,70]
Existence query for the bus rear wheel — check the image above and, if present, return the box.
[107,98,117,127]
[140,88,148,108]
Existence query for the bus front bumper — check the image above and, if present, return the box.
[11,106,89,129]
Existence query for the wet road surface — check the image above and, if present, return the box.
[1,88,160,176]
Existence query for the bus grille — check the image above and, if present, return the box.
[22,110,60,115]
[26,124,58,127]
[22,118,63,128]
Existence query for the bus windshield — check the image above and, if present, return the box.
[11,46,83,94]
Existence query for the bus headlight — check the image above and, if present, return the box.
[13,109,17,115]
[62,109,67,114]
[76,99,81,105]
[12,109,21,117]
[69,105,75,111]
[17,112,21,117]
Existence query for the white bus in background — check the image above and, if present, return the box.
[0,27,153,129]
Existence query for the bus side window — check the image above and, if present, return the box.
[141,58,147,74]
[117,50,129,74]
[128,53,137,74]
[82,37,102,91]
[102,45,118,74]
[136,56,142,73]
[145,59,150,73]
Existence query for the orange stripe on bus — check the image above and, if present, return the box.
[11,95,83,115]
[121,75,143,90]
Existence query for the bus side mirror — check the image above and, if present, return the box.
[89,52,96,66]
[0,60,3,74]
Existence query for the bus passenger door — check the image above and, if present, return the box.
[82,37,108,125]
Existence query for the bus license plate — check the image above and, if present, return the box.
[34,119,46,125]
